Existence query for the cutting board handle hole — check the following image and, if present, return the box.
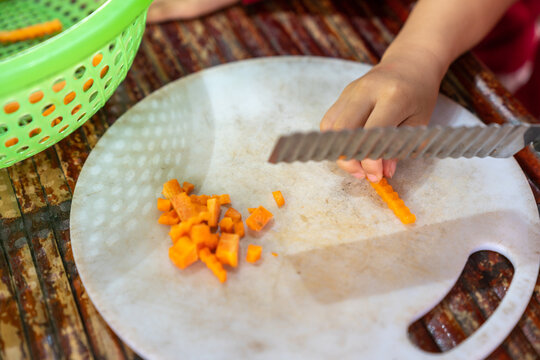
[407,250,514,353]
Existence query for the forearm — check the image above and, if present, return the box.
[383,0,517,79]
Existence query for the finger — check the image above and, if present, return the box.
[383,159,397,178]
[332,97,374,130]
[361,159,383,182]
[337,159,365,175]
[320,100,347,131]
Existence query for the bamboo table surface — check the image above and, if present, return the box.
[1,0,539,359]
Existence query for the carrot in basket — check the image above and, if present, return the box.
[158,210,180,225]
[246,206,273,231]
[219,217,234,233]
[216,233,239,268]
[0,19,62,43]
[246,244,262,264]
[368,178,416,225]
[272,191,285,208]
[224,207,242,222]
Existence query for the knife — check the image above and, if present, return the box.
[268,123,540,164]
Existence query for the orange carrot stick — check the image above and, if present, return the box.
[199,248,227,283]
[368,178,416,224]
[0,19,62,43]
[163,179,184,200]
[207,198,220,227]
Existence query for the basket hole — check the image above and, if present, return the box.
[59,125,69,133]
[29,91,44,104]
[29,128,42,138]
[5,138,18,148]
[89,92,98,103]
[108,42,116,52]
[64,91,76,105]
[114,53,122,65]
[74,66,86,79]
[52,79,66,92]
[4,101,20,114]
[42,104,55,116]
[71,104,82,115]
[83,78,94,92]
[0,125,8,136]
[92,53,103,67]
[17,146,29,154]
[51,116,62,127]
[104,78,112,90]
[18,114,33,127]
[77,113,87,122]
[39,136,50,144]
[100,65,109,78]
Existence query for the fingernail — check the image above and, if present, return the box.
[388,163,397,178]
[367,174,379,182]
[352,172,365,179]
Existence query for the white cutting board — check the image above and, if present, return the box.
[70,57,540,360]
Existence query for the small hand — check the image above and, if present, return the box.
[320,46,444,182]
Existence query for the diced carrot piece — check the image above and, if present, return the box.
[182,181,195,195]
[216,233,239,268]
[219,217,234,233]
[169,238,198,269]
[224,207,242,222]
[158,210,180,225]
[271,252,278,257]
[218,194,231,205]
[248,208,257,214]
[171,192,197,222]
[234,221,245,238]
[163,179,184,199]
[245,206,273,231]
[157,198,172,212]
[191,224,218,251]
[190,194,210,205]
[199,248,227,283]
[207,198,221,227]
[246,244,262,264]
[169,215,206,243]
[272,191,285,208]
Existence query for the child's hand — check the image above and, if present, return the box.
[320,45,445,182]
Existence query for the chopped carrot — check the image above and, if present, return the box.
[207,198,221,227]
[224,207,242,222]
[218,194,231,205]
[191,224,218,251]
[163,179,184,200]
[171,192,197,222]
[216,233,239,268]
[219,217,234,233]
[246,206,273,231]
[169,237,198,269]
[368,178,416,225]
[199,248,227,283]
[182,182,195,195]
[234,221,245,238]
[0,19,62,43]
[246,244,262,264]
[158,210,180,225]
[271,252,278,257]
[190,194,209,205]
[157,198,172,212]
[272,191,285,208]
[247,208,257,214]
[169,214,206,243]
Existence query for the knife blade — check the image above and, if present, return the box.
[268,123,540,164]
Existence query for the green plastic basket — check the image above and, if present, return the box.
[0,0,153,168]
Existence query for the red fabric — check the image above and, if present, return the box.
[474,0,540,74]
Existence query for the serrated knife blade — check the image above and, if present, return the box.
[268,124,540,164]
